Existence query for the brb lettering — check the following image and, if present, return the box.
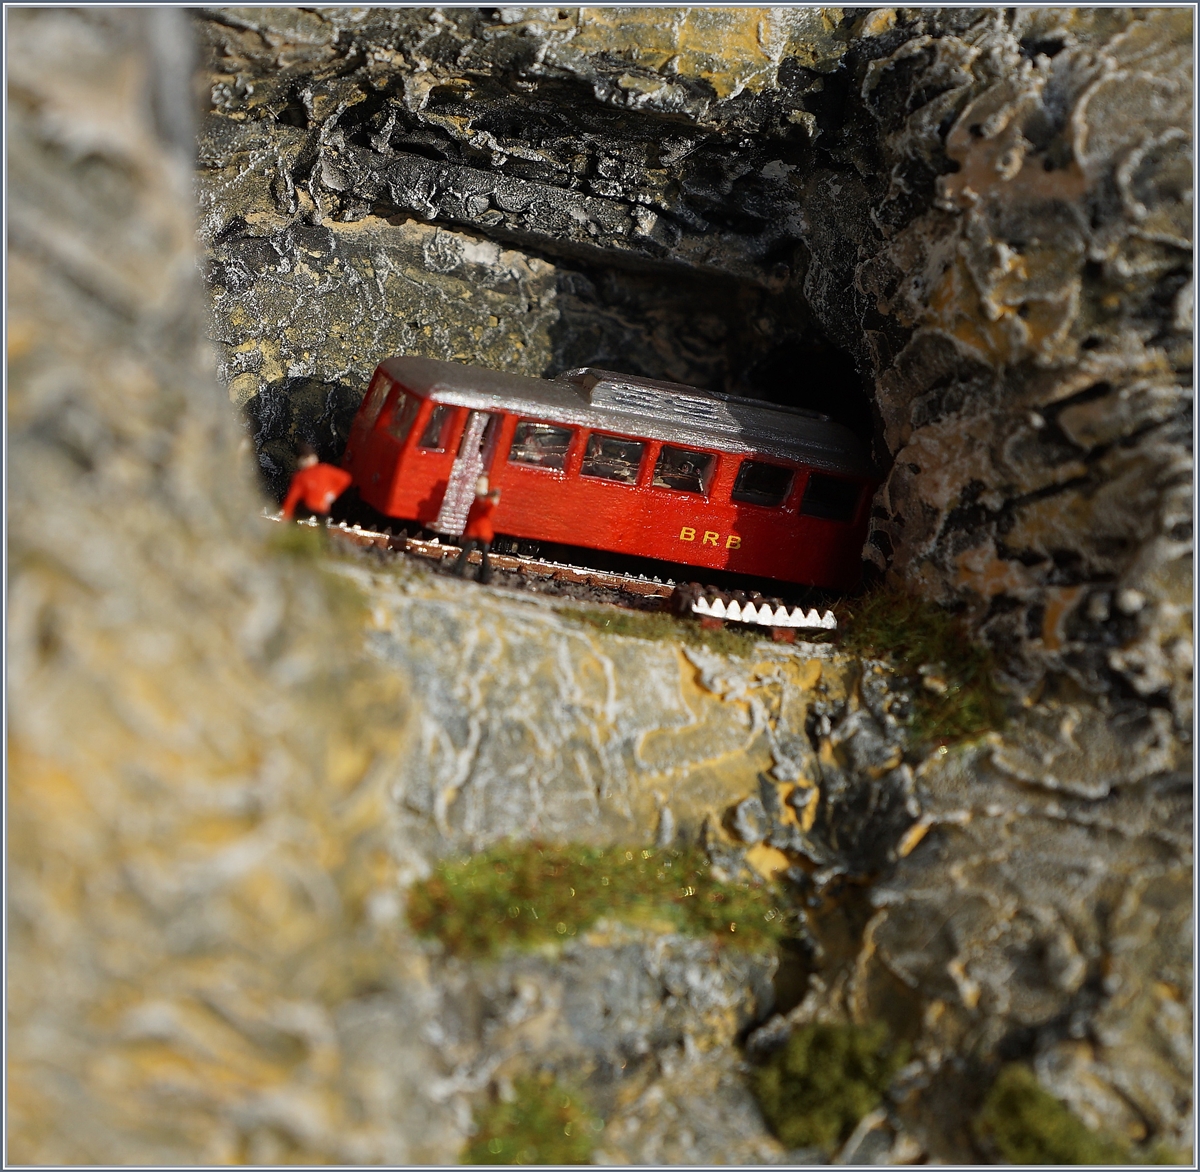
[679,526,741,550]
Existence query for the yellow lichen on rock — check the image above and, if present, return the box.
[542,7,848,99]
[744,842,792,882]
[351,559,854,854]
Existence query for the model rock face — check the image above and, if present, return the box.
[197,7,1191,725]
[8,7,1192,1166]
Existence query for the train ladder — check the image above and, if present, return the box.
[431,409,495,537]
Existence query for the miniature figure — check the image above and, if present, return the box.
[453,475,501,583]
[340,356,876,590]
[281,442,353,520]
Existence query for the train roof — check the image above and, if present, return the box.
[378,356,875,478]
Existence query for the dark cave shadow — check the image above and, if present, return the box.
[743,338,875,443]
[542,262,879,452]
[243,376,364,503]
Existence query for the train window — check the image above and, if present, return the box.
[731,460,794,508]
[580,434,644,484]
[384,392,420,442]
[509,421,573,471]
[800,473,861,521]
[653,445,715,495]
[359,374,391,430]
[417,404,454,451]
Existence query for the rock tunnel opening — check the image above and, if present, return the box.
[202,5,1192,716]
[214,17,883,562]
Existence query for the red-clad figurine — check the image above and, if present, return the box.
[281,442,352,520]
[454,475,501,584]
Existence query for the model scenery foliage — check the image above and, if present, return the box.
[407,841,795,959]
[837,585,1008,744]
[751,1021,908,1152]
[461,1074,601,1165]
[973,1063,1132,1165]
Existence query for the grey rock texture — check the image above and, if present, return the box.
[196,7,845,279]
[194,6,871,467]
[191,19,1191,1152]
[864,738,1191,1159]
[347,557,942,1160]
[7,9,458,1163]
[419,928,786,1164]
[336,550,935,902]
[357,560,853,859]
[348,555,1190,1161]
[740,730,1191,1162]
[813,9,1193,732]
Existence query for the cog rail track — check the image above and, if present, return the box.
[265,513,838,634]
[266,512,675,598]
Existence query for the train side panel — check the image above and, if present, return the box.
[343,366,871,590]
[485,425,870,591]
[490,427,650,557]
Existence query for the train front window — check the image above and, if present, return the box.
[732,460,794,508]
[653,445,715,494]
[580,434,644,484]
[359,374,391,430]
[417,404,454,451]
[385,392,420,442]
[509,421,572,471]
[800,473,861,521]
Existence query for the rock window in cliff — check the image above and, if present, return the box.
[800,473,860,522]
[732,460,794,508]
[654,445,715,495]
[385,392,420,442]
[581,434,644,483]
[418,404,454,451]
[509,421,573,470]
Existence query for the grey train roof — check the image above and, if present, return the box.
[379,356,875,477]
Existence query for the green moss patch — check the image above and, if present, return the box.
[267,520,326,559]
[462,1074,601,1165]
[407,841,793,959]
[559,605,768,658]
[1143,1141,1194,1165]
[974,1064,1130,1164]
[752,1021,908,1152]
[837,586,1007,744]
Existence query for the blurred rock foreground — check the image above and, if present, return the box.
[7,6,1192,1166]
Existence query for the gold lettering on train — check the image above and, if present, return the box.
[679,527,744,551]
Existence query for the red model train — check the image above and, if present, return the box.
[341,356,876,590]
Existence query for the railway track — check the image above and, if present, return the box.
[265,512,837,632]
[266,512,676,598]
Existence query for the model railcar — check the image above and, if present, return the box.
[341,356,876,590]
